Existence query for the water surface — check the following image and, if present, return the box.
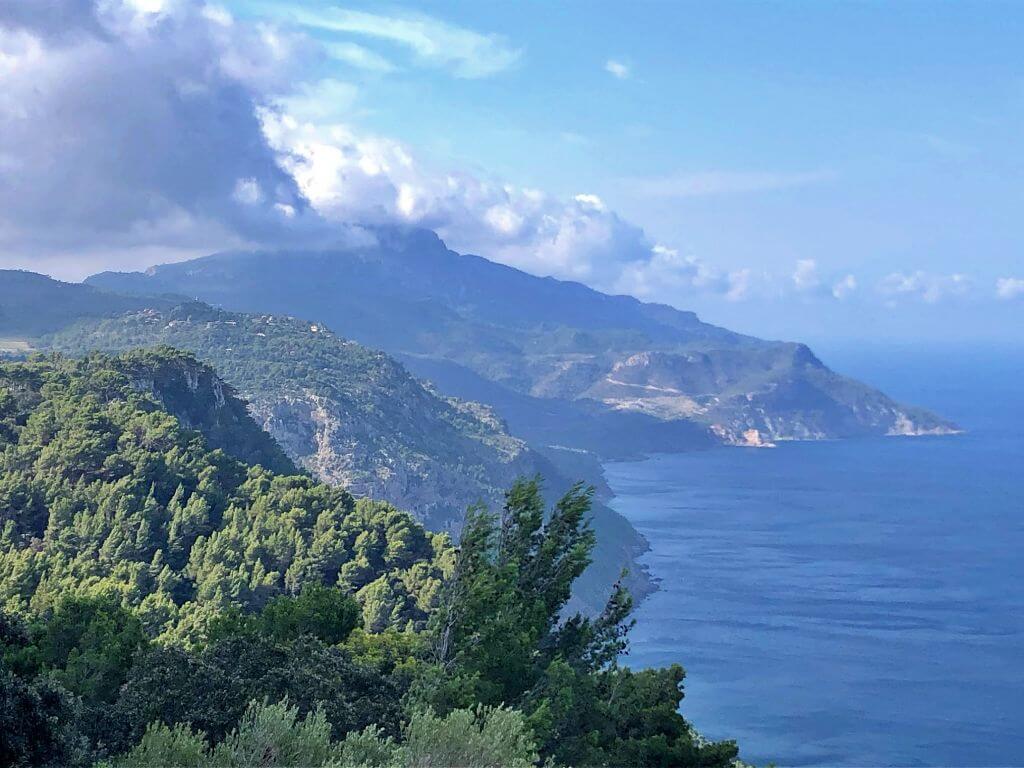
[608,346,1024,766]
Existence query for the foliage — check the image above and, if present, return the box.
[0,350,743,767]
[207,584,361,645]
[45,299,657,619]
[421,477,739,767]
[400,705,538,768]
[0,665,88,768]
[110,699,538,768]
[0,351,453,639]
[4,591,147,706]
[110,631,411,750]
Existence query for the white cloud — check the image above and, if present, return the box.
[0,0,355,277]
[725,269,755,302]
[614,244,757,302]
[0,0,988,318]
[792,259,859,301]
[324,41,395,73]
[877,271,971,304]
[277,77,360,122]
[605,59,629,79]
[271,6,520,78]
[995,276,1024,300]
[200,4,233,27]
[792,259,820,292]
[624,170,833,199]
[258,109,656,286]
[832,274,857,300]
[573,193,606,212]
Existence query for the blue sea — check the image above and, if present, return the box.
[607,344,1024,767]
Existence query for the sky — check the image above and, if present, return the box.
[1,0,1022,344]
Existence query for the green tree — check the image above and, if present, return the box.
[12,592,148,706]
[0,667,88,768]
[259,584,361,645]
[426,477,739,768]
[112,699,539,768]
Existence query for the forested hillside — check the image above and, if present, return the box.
[48,304,537,530]
[0,350,452,640]
[48,304,653,612]
[0,350,740,768]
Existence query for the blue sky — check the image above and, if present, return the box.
[221,0,1024,342]
[1,0,1021,343]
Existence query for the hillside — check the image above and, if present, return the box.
[46,303,651,611]
[0,269,171,342]
[0,350,737,768]
[48,304,536,530]
[0,352,737,768]
[0,349,452,640]
[89,227,958,454]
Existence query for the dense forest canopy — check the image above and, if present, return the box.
[0,350,453,641]
[0,348,741,767]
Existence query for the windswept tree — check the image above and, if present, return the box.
[424,477,739,767]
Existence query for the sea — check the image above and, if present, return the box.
[607,343,1024,767]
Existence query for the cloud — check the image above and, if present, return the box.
[876,271,971,304]
[614,245,757,302]
[259,108,660,286]
[604,59,629,79]
[832,274,857,300]
[277,77,361,122]
[995,276,1024,301]
[0,0,980,320]
[792,259,821,292]
[324,41,395,73]
[0,0,351,276]
[623,169,833,199]
[269,6,520,78]
[792,259,858,301]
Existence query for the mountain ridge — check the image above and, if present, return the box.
[86,227,959,451]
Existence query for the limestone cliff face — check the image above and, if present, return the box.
[248,388,538,531]
[110,347,297,474]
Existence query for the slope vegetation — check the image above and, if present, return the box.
[47,304,653,610]
[0,350,452,640]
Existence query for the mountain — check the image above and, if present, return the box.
[0,349,452,640]
[48,302,540,531]
[89,227,958,453]
[0,269,172,344]
[45,302,651,611]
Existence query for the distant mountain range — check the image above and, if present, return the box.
[0,232,957,611]
[88,227,958,452]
